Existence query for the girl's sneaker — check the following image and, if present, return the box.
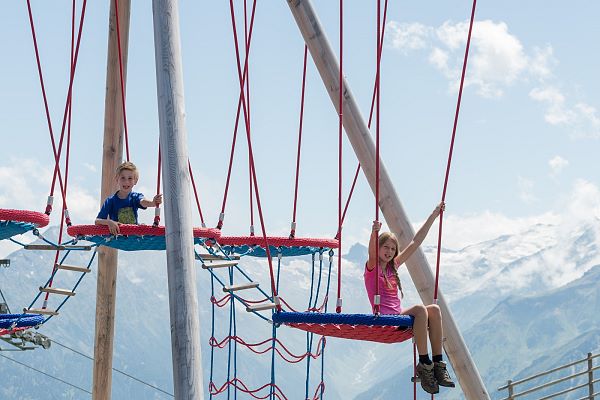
[434,361,456,387]
[416,362,439,394]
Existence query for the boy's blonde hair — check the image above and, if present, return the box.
[115,161,139,179]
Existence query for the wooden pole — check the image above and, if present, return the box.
[93,0,130,399]
[152,0,204,398]
[285,1,490,399]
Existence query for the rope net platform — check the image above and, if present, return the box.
[67,224,222,251]
[0,209,50,240]
[273,311,414,344]
[217,236,339,257]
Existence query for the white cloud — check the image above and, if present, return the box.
[386,21,431,53]
[386,18,600,137]
[0,158,98,227]
[422,210,557,250]
[517,175,537,204]
[548,155,569,176]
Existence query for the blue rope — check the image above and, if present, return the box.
[44,249,97,324]
[273,311,414,327]
[209,269,216,400]
[0,313,44,329]
[0,221,36,240]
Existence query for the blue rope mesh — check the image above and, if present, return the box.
[221,245,332,257]
[77,235,209,251]
[0,221,36,241]
[0,314,44,329]
[273,311,414,327]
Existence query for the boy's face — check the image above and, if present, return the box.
[116,169,138,194]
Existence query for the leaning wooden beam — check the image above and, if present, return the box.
[93,1,130,399]
[285,1,490,398]
[152,0,204,397]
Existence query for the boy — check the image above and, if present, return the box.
[95,161,163,235]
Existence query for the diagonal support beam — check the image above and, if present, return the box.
[285,1,490,398]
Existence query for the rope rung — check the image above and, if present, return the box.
[55,263,91,273]
[201,260,239,269]
[222,282,259,292]
[39,287,75,297]
[24,308,58,316]
[246,302,277,312]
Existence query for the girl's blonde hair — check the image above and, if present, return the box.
[378,231,404,298]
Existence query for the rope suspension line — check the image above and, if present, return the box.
[433,0,478,303]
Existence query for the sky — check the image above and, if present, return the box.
[1,0,599,258]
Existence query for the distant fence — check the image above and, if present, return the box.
[498,352,599,400]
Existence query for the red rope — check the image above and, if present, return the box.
[340,0,388,229]
[433,0,477,302]
[209,378,287,400]
[374,0,382,315]
[152,146,162,226]
[25,0,69,216]
[25,0,88,302]
[217,0,258,230]
[290,45,309,239]
[209,334,325,364]
[113,0,130,161]
[335,0,344,314]
[188,160,206,227]
[244,0,255,236]
[226,0,279,304]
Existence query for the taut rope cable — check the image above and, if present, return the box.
[217,0,257,230]
[339,0,389,228]
[335,0,344,314]
[51,339,174,397]
[0,353,92,395]
[113,0,130,161]
[433,0,478,303]
[374,0,382,315]
[290,45,309,239]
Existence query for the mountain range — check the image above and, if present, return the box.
[0,218,598,399]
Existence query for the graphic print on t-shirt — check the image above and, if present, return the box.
[117,207,136,224]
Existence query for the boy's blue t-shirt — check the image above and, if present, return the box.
[97,191,147,224]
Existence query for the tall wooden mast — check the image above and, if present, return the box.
[93,0,130,399]
[285,0,490,398]
[152,0,204,398]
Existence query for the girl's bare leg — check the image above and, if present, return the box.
[426,304,443,355]
[401,304,429,355]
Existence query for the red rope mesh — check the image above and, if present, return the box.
[284,322,413,344]
[217,236,338,249]
[67,224,221,239]
[0,209,50,227]
[209,378,287,400]
[209,334,325,364]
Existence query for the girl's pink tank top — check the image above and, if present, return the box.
[364,262,402,314]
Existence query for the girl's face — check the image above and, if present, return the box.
[379,238,397,263]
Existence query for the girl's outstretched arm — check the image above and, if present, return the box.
[394,201,444,266]
[367,220,382,271]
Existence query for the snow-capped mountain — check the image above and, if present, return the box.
[0,218,598,399]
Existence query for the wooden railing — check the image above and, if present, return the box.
[498,352,599,399]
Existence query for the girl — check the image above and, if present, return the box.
[365,202,455,395]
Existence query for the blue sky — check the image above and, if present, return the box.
[1,0,599,256]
